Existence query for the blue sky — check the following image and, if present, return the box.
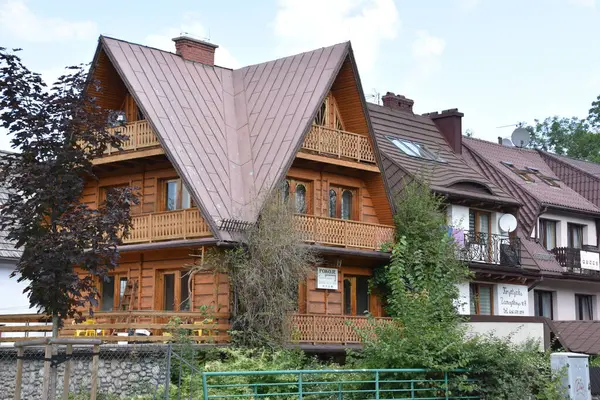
[1,0,599,150]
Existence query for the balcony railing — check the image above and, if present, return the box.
[453,231,521,266]
[290,314,393,344]
[124,208,212,244]
[294,214,394,250]
[302,125,376,164]
[551,246,600,275]
[104,120,160,155]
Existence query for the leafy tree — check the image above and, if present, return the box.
[0,47,138,333]
[528,94,600,162]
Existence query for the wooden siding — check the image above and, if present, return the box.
[330,57,369,135]
[541,153,600,208]
[302,265,383,317]
[89,49,128,111]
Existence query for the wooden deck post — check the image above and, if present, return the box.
[42,343,52,400]
[61,344,73,400]
[14,347,24,400]
[90,344,100,400]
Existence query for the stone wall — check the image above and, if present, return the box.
[0,344,168,400]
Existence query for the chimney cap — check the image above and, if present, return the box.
[172,35,219,49]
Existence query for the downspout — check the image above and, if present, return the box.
[534,206,549,242]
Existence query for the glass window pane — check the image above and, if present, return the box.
[180,273,190,311]
[329,189,337,218]
[101,276,115,312]
[295,184,307,214]
[393,140,419,157]
[341,190,353,220]
[356,276,369,315]
[166,181,178,211]
[479,214,490,235]
[469,285,477,315]
[478,286,492,315]
[118,278,128,309]
[163,274,175,311]
[182,185,191,209]
[344,279,352,315]
[281,181,290,203]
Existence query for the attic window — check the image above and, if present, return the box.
[501,162,560,187]
[501,161,535,182]
[387,136,446,163]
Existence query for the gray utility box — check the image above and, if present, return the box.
[551,352,591,400]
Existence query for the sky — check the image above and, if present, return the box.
[0,0,599,150]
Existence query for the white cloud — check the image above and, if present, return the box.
[272,0,400,77]
[412,30,445,59]
[569,0,595,7]
[0,0,96,43]
[145,13,240,69]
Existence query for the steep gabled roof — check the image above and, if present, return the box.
[463,138,600,224]
[368,103,518,206]
[541,152,600,178]
[98,37,352,240]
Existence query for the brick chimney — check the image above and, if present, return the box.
[172,36,218,66]
[423,108,464,154]
[382,92,414,113]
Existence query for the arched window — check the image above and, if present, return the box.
[329,189,337,218]
[281,180,290,203]
[295,184,307,214]
[341,190,353,220]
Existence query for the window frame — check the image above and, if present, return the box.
[160,178,194,212]
[99,273,129,312]
[533,290,554,319]
[575,294,594,321]
[567,223,585,249]
[282,179,312,215]
[328,185,358,221]
[313,94,345,131]
[155,269,192,312]
[342,274,371,316]
[386,136,446,163]
[539,219,558,251]
[469,283,494,315]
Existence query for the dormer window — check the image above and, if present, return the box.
[502,162,560,187]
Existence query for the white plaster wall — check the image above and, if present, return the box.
[448,204,469,231]
[532,212,597,247]
[528,279,600,320]
[464,322,545,351]
[0,262,33,314]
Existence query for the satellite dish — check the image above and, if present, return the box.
[502,138,514,147]
[511,127,530,148]
[498,214,518,233]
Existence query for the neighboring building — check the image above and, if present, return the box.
[462,137,600,352]
[368,93,546,347]
[64,35,396,349]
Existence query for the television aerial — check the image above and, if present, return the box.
[511,127,530,148]
[498,214,518,233]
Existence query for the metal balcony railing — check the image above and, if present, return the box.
[551,246,600,275]
[456,231,521,266]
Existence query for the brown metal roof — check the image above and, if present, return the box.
[463,138,600,216]
[368,103,518,206]
[100,36,350,240]
[542,152,600,178]
[548,320,600,354]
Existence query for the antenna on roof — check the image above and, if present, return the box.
[496,122,529,148]
[367,89,381,105]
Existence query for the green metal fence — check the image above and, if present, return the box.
[200,368,480,399]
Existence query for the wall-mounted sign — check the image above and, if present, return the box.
[497,284,529,316]
[580,251,600,271]
[316,268,338,290]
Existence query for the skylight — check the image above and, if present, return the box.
[387,136,446,163]
[501,162,560,187]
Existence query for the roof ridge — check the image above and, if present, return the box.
[539,150,600,177]
[463,136,538,153]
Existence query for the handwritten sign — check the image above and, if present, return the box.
[316,268,338,290]
[580,251,600,271]
[497,284,529,316]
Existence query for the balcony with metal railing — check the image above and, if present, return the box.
[550,246,600,275]
[454,231,521,267]
[294,214,394,251]
[301,124,376,167]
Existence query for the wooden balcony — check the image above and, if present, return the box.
[0,312,230,343]
[93,120,164,164]
[290,314,392,344]
[300,125,377,170]
[294,214,394,251]
[125,208,212,244]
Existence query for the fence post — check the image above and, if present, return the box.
[164,344,171,400]
[298,372,303,399]
[444,371,449,400]
[375,371,380,400]
[42,343,52,400]
[61,344,73,400]
[90,344,99,400]
[202,373,208,400]
[14,347,24,400]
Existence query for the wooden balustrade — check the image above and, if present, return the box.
[294,214,394,250]
[124,208,212,244]
[302,125,376,163]
[290,314,393,344]
[105,120,160,154]
[0,311,230,343]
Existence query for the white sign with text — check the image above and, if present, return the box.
[580,251,600,271]
[316,268,338,290]
[496,284,529,316]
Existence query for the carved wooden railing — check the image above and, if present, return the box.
[294,214,394,250]
[0,311,230,343]
[289,314,393,344]
[104,120,160,154]
[125,208,212,244]
[302,125,376,163]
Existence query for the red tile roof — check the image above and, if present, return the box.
[100,36,353,240]
[463,138,600,215]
